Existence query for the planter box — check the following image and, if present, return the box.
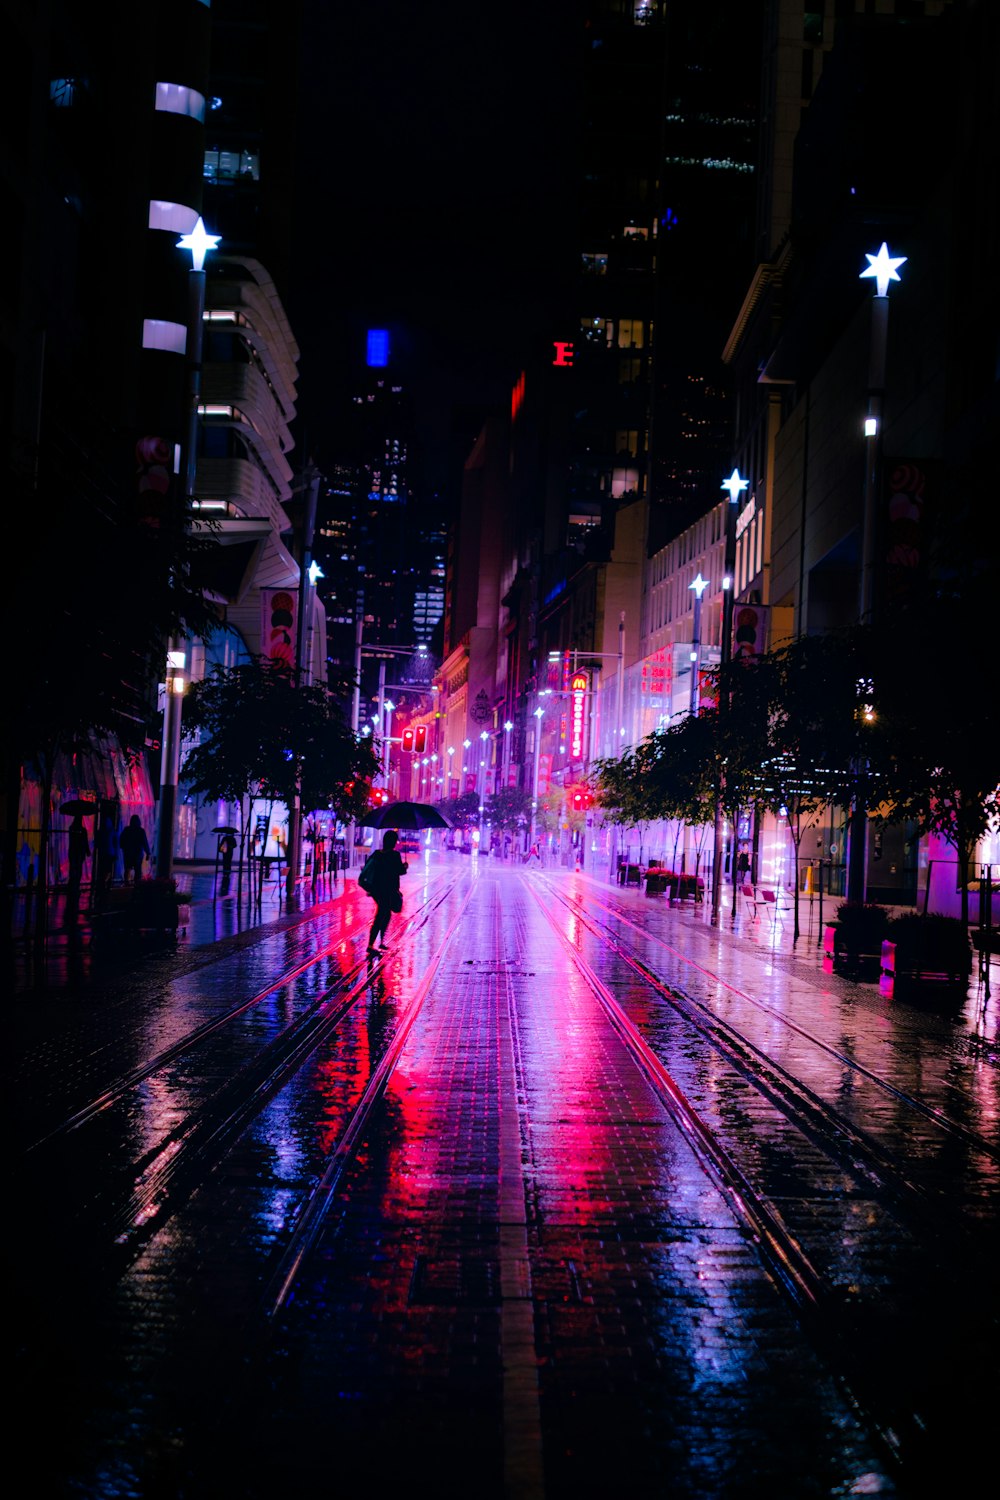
[822,922,883,977]
[94,884,188,942]
[879,938,971,1001]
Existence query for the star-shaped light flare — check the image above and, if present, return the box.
[689,572,710,599]
[720,468,749,504]
[176,217,221,272]
[307,560,324,585]
[859,242,906,298]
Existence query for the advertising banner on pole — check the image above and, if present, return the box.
[261,589,297,669]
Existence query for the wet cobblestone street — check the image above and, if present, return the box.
[11,857,999,1499]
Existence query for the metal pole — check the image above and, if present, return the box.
[286,466,320,900]
[848,292,890,902]
[616,612,625,753]
[712,503,739,924]
[530,709,543,848]
[346,589,364,869]
[689,591,703,718]
[156,265,205,879]
[377,658,387,782]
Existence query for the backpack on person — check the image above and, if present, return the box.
[358,853,378,893]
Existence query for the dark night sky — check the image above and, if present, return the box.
[290,1,581,491]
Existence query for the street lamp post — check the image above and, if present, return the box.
[712,470,749,923]
[478,730,490,849]
[688,573,710,717]
[847,242,906,903]
[156,217,220,880]
[529,706,544,848]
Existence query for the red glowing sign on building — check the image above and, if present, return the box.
[511,370,526,422]
[640,647,672,696]
[570,671,589,760]
[552,341,575,367]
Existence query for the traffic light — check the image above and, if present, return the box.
[401,728,414,753]
[370,788,386,807]
[413,724,427,754]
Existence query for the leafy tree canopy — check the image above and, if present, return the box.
[182,659,378,823]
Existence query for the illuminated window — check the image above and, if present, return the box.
[615,430,640,458]
[203,148,260,182]
[618,319,644,350]
[581,316,613,347]
[622,224,648,239]
[155,82,206,121]
[611,468,640,499]
[633,0,656,23]
[618,356,642,384]
[148,199,199,233]
[581,252,608,277]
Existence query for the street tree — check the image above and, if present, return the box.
[182,659,377,902]
[592,748,657,866]
[484,787,532,853]
[716,631,875,938]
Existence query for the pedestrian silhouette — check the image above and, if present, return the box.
[218,833,236,877]
[359,830,407,953]
[120,815,150,886]
[67,815,90,892]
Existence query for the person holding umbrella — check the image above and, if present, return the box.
[359,830,408,953]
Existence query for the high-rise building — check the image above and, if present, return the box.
[314,330,446,716]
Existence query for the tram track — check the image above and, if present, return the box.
[550,879,1000,1173]
[21,874,466,1263]
[527,874,997,1491]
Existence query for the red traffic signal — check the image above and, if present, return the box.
[413,724,427,754]
[370,788,386,806]
[401,728,414,753]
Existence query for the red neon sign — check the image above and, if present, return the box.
[552,341,575,367]
[511,370,526,421]
[570,671,589,759]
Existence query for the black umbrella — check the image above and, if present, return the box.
[211,825,239,835]
[357,801,452,830]
[58,799,98,816]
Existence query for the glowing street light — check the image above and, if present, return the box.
[176,216,221,273]
[859,241,906,299]
[720,468,749,505]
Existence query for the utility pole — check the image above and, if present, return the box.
[156,218,219,879]
[847,243,906,904]
[713,471,748,923]
[285,463,321,901]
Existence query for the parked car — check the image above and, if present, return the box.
[396,836,421,856]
